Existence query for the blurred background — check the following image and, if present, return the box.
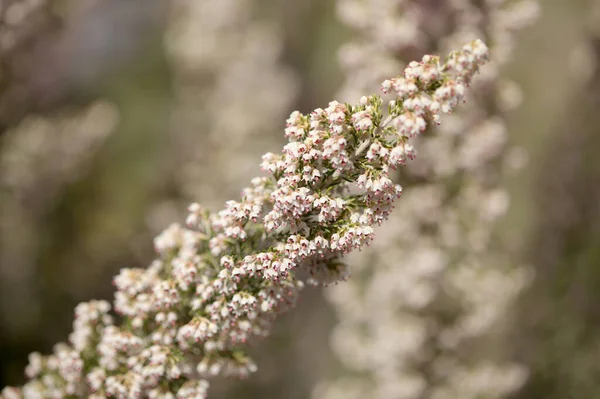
[1,0,599,398]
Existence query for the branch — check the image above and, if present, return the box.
[1,40,489,399]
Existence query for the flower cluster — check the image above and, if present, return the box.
[1,41,489,399]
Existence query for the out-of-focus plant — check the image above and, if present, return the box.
[513,1,600,397]
[313,1,538,399]
[0,101,119,337]
[158,0,298,216]
[0,0,66,131]
[1,41,490,399]
[0,0,171,386]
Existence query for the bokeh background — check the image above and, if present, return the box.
[1,0,599,398]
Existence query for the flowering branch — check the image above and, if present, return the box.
[1,40,489,399]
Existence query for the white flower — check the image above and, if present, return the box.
[7,41,489,398]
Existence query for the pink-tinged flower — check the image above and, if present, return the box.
[3,40,489,399]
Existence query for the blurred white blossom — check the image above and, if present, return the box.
[163,0,298,211]
[314,1,538,399]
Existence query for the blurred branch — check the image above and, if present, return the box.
[0,0,171,386]
[0,0,64,132]
[514,11,600,398]
[0,0,167,133]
